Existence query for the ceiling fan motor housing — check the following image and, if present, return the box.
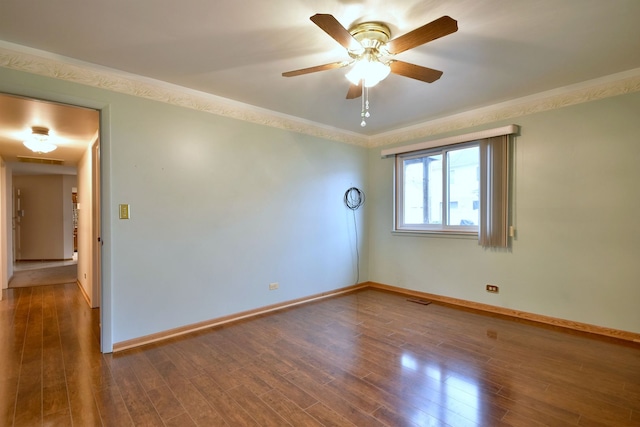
[348,22,391,57]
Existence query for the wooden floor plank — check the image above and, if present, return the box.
[226,384,290,427]
[113,365,165,426]
[188,374,260,426]
[146,384,187,422]
[259,388,323,426]
[163,412,197,427]
[93,384,135,427]
[168,379,229,426]
[304,401,358,427]
[2,284,640,426]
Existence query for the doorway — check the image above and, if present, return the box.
[0,93,102,343]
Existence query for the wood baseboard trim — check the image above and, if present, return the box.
[112,283,369,353]
[367,282,640,343]
[76,280,91,306]
[113,281,639,352]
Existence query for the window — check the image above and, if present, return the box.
[384,125,517,247]
[397,143,480,233]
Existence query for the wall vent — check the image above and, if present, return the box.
[17,156,65,166]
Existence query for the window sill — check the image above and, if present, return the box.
[391,229,478,239]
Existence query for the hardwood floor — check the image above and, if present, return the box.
[1,284,639,426]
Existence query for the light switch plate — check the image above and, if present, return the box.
[119,204,130,219]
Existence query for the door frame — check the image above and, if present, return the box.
[91,138,101,308]
[0,90,112,352]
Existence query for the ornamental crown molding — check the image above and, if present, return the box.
[0,42,368,147]
[1,41,639,148]
[369,67,640,147]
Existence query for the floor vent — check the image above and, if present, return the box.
[407,298,432,306]
[17,156,65,166]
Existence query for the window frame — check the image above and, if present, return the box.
[395,141,480,235]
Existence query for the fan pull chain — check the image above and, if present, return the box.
[360,84,370,127]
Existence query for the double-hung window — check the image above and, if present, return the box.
[384,125,519,247]
[397,143,480,233]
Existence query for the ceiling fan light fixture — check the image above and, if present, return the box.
[345,55,390,87]
[282,14,458,127]
[23,126,57,154]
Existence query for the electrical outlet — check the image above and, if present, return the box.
[269,282,279,290]
[486,284,499,293]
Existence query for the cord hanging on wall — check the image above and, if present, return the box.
[344,187,365,285]
[344,187,365,210]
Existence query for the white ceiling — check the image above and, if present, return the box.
[0,94,99,165]
[1,0,640,165]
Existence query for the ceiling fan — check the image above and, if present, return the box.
[282,13,458,99]
[282,14,458,126]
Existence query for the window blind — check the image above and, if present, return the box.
[479,135,510,248]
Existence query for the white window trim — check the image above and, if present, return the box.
[381,124,519,158]
[395,142,480,234]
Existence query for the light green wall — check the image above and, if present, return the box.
[108,95,369,343]
[0,67,369,349]
[367,91,640,334]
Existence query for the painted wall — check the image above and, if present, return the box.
[62,175,75,257]
[0,156,8,291]
[367,91,640,334]
[12,174,76,260]
[0,67,369,349]
[77,143,94,304]
[108,97,369,343]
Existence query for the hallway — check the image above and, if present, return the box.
[0,283,101,425]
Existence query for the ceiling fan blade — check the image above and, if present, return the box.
[390,61,443,83]
[282,61,348,77]
[310,14,363,53]
[386,16,458,55]
[346,81,362,99]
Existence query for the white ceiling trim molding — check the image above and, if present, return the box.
[1,41,639,149]
[369,67,640,147]
[0,42,369,147]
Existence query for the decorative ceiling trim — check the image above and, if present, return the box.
[369,67,640,147]
[0,42,369,147]
[1,42,639,149]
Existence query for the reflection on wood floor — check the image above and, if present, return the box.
[1,284,639,426]
[13,252,78,271]
[10,253,78,288]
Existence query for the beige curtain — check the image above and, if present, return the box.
[479,135,509,248]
